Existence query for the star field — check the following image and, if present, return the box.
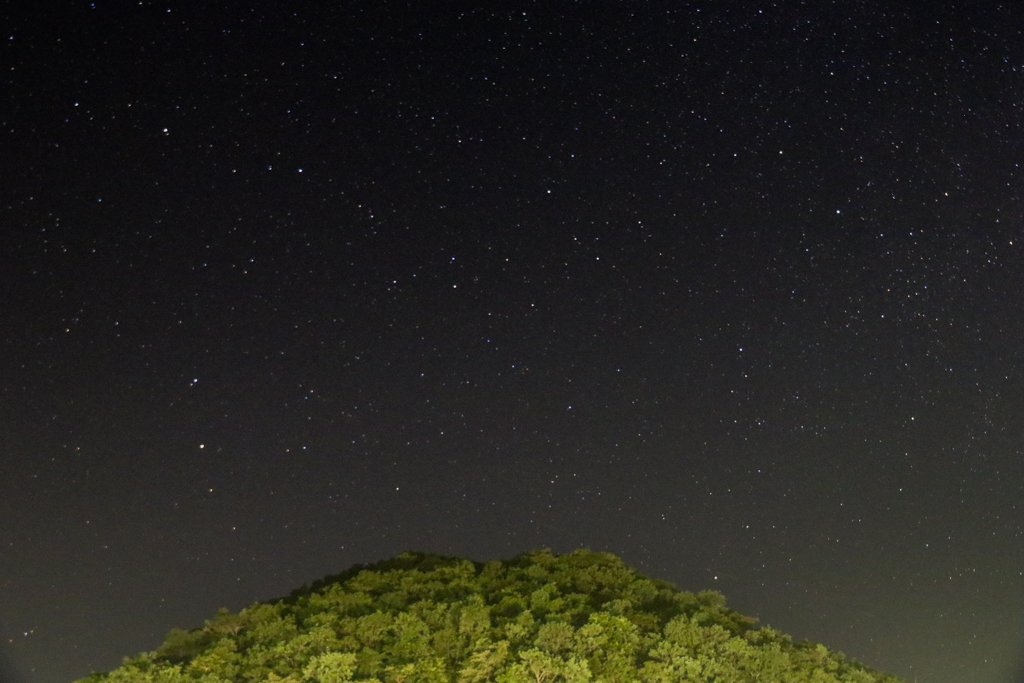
[1,3,1022,683]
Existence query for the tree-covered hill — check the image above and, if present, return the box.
[78,549,903,683]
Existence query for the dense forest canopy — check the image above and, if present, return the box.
[78,549,903,683]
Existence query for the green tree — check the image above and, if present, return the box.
[500,648,593,683]
[536,622,575,654]
[107,658,189,683]
[574,613,639,683]
[459,640,510,683]
[355,611,395,648]
[187,638,241,680]
[155,628,210,663]
[384,657,448,683]
[303,652,357,683]
[390,612,433,662]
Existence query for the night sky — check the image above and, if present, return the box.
[2,2,1022,682]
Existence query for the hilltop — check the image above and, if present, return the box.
[77,549,902,683]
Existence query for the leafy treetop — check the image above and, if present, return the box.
[77,549,903,683]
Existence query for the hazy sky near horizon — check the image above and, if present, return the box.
[2,3,1022,683]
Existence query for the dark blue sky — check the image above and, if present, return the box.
[2,3,1022,682]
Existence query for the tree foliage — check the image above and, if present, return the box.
[78,550,903,683]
